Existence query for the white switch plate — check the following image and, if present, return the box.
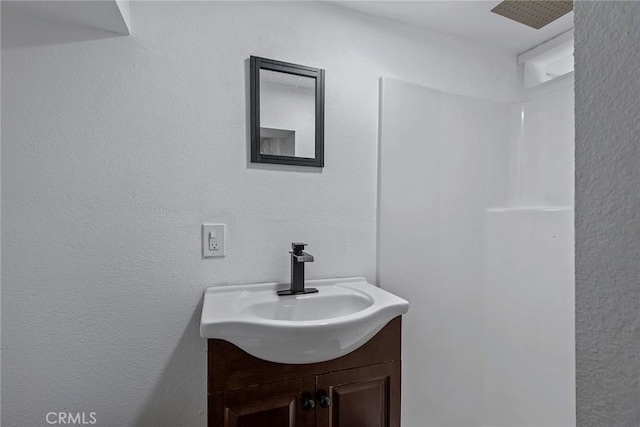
[202,224,226,257]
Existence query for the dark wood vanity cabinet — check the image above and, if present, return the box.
[208,317,402,427]
[210,377,314,427]
[315,362,400,427]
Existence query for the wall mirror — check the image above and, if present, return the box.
[250,56,325,167]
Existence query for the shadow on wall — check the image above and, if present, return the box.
[134,303,207,427]
[1,1,127,49]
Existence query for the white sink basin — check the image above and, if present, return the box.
[200,277,409,364]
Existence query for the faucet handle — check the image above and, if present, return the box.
[291,242,307,254]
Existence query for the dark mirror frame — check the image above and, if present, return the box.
[250,56,325,168]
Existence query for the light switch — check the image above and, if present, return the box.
[203,224,226,257]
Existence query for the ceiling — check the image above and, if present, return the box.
[329,1,574,54]
[1,0,130,48]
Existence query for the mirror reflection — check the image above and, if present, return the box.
[259,70,316,158]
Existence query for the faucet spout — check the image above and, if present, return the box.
[291,251,314,263]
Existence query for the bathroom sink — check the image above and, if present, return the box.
[200,277,409,364]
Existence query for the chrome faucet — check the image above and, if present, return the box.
[277,242,318,296]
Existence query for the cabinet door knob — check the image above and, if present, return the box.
[317,390,331,408]
[302,394,316,411]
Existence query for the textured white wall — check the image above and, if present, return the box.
[0,3,3,423]
[575,2,640,426]
[1,2,517,425]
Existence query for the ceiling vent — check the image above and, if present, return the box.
[491,1,573,30]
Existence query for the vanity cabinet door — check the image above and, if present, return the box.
[315,361,401,427]
[210,377,315,427]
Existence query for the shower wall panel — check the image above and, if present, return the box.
[378,77,575,427]
[508,84,575,207]
[483,207,575,426]
[378,78,509,427]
